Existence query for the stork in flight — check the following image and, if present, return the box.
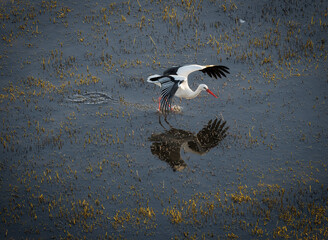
[147,64,230,113]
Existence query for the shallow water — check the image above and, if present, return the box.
[0,0,327,239]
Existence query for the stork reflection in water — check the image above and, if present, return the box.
[149,117,229,171]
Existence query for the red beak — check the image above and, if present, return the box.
[206,89,218,98]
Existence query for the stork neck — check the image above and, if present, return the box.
[193,85,204,97]
[184,85,203,99]
[175,83,204,99]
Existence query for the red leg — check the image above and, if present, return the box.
[158,97,161,111]
[158,97,172,111]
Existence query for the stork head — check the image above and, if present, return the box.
[200,84,218,98]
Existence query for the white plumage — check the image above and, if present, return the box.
[147,64,230,113]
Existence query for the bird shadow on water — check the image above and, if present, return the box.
[149,117,229,171]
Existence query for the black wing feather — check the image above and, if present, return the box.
[160,78,181,113]
[200,65,230,79]
[163,66,181,76]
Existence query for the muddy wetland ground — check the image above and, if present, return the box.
[1,0,328,239]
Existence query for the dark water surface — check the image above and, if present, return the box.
[1,0,327,239]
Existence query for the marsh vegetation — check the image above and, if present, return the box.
[0,0,327,239]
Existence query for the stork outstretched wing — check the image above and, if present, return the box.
[147,75,184,113]
[164,64,230,79]
[200,65,230,79]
